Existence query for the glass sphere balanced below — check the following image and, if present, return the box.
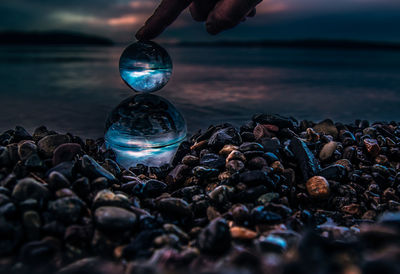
[105,41,186,168]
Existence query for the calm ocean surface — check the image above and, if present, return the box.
[0,45,399,138]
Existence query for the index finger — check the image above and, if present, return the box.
[136,0,193,40]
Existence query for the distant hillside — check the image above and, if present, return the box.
[0,31,113,46]
[175,39,400,51]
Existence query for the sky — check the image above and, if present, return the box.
[0,0,399,43]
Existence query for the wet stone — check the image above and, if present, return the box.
[156,197,193,218]
[197,218,231,254]
[319,141,337,161]
[226,150,246,163]
[48,196,84,224]
[38,134,71,158]
[219,145,239,156]
[239,142,264,152]
[23,210,41,240]
[313,119,338,138]
[182,155,199,166]
[257,235,287,253]
[226,160,245,173]
[47,171,70,191]
[18,140,37,161]
[94,206,137,232]
[257,192,280,205]
[52,143,83,166]
[208,185,231,204]
[192,166,219,179]
[317,164,347,181]
[12,178,50,202]
[199,153,225,169]
[234,185,269,203]
[0,148,12,169]
[239,170,271,186]
[143,179,167,197]
[208,127,242,150]
[166,164,190,186]
[32,126,49,142]
[92,189,131,209]
[289,137,321,181]
[248,156,267,170]
[46,161,75,180]
[230,226,257,240]
[364,138,381,157]
[251,206,282,225]
[25,153,45,170]
[80,155,116,182]
[252,114,294,129]
[11,126,32,143]
[306,176,330,199]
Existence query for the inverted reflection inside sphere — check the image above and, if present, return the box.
[105,94,186,168]
[119,41,172,93]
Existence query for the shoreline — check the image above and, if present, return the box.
[0,114,399,273]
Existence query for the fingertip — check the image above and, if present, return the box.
[135,28,144,41]
[205,21,220,35]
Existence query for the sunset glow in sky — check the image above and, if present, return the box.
[0,0,399,42]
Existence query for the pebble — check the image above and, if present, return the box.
[12,177,50,202]
[192,166,219,179]
[199,153,225,169]
[319,141,337,161]
[48,196,84,224]
[48,171,70,191]
[143,179,168,197]
[289,137,321,181]
[37,134,71,158]
[92,189,131,209]
[313,119,338,138]
[219,145,239,156]
[80,155,116,182]
[197,218,231,254]
[306,176,330,198]
[208,127,242,150]
[364,138,381,157]
[226,160,245,173]
[251,206,282,224]
[94,206,137,232]
[230,226,257,239]
[18,140,37,161]
[181,155,199,166]
[52,143,83,166]
[1,116,400,273]
[252,113,294,129]
[156,197,193,218]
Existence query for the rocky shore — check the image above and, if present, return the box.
[1,114,400,274]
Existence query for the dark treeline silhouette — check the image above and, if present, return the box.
[176,39,400,51]
[0,31,113,46]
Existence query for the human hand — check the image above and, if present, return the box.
[135,0,262,40]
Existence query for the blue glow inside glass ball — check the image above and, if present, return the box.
[104,94,186,167]
[119,41,172,93]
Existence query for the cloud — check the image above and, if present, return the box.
[1,0,400,42]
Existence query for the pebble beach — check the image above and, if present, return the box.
[1,113,400,274]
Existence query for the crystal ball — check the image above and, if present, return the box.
[119,41,172,93]
[104,94,186,167]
